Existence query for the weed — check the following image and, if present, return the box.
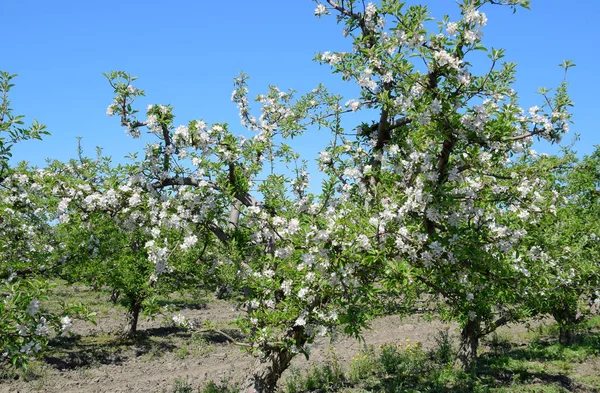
[284,362,345,393]
[172,378,194,393]
[201,379,238,393]
[349,345,379,383]
[190,333,215,357]
[19,360,48,383]
[429,329,456,364]
[176,344,190,359]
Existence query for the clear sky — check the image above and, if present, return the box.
[5,1,599,173]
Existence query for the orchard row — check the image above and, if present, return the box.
[1,1,598,392]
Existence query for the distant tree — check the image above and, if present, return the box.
[522,148,600,344]
[0,72,88,370]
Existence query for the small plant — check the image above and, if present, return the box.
[487,332,513,355]
[379,341,431,388]
[429,329,456,364]
[349,345,379,383]
[284,362,345,393]
[175,344,190,359]
[283,367,303,393]
[18,360,48,383]
[190,333,215,357]
[201,380,238,393]
[172,379,194,393]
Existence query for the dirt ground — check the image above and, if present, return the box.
[0,287,595,393]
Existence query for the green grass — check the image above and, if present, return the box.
[26,281,600,392]
[162,379,239,393]
[283,324,600,393]
[285,362,346,393]
[0,360,50,390]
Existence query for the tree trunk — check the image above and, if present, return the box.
[559,325,575,345]
[242,349,294,393]
[125,299,142,338]
[457,318,480,369]
[110,289,120,304]
[554,307,578,345]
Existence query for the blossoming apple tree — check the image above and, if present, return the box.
[520,148,600,344]
[52,0,575,390]
[0,72,87,370]
[43,138,224,337]
[90,69,393,392]
[312,0,572,367]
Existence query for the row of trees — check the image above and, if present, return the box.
[0,72,92,369]
[2,1,599,392]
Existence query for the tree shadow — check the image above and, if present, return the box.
[475,330,600,392]
[43,324,246,371]
[485,329,600,363]
[154,298,208,310]
[44,334,129,370]
[44,331,178,370]
[140,325,244,344]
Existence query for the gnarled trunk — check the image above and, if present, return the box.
[125,297,142,338]
[110,289,121,304]
[457,318,480,369]
[553,307,579,345]
[242,349,294,393]
[559,324,575,345]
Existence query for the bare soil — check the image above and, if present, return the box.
[1,285,598,393]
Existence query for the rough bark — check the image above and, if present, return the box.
[553,307,579,345]
[242,349,294,393]
[110,289,120,304]
[125,298,142,338]
[457,318,480,369]
[559,325,576,346]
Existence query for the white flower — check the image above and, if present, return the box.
[328,310,338,321]
[382,71,394,83]
[295,315,307,326]
[61,316,73,333]
[34,317,49,336]
[365,3,377,18]
[263,269,275,278]
[345,99,360,112]
[430,98,442,114]
[314,4,328,17]
[281,280,293,296]
[343,167,361,179]
[358,70,377,89]
[446,22,458,36]
[20,341,41,355]
[128,192,142,207]
[17,324,28,336]
[172,313,187,327]
[288,218,300,234]
[417,111,431,126]
[464,30,482,44]
[317,325,328,336]
[298,287,309,299]
[181,235,198,250]
[434,50,462,71]
[27,299,39,316]
[356,234,371,250]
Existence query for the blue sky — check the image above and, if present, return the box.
[5,1,599,173]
